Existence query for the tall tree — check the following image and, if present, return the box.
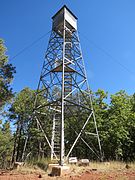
[102,90,133,160]
[9,87,50,162]
[0,121,13,168]
[9,87,135,162]
[0,39,15,168]
[0,39,16,108]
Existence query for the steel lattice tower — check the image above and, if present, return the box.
[33,5,102,165]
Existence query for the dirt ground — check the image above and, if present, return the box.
[1,170,135,180]
[0,162,135,180]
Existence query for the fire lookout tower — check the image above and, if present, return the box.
[33,5,102,166]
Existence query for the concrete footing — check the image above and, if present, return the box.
[49,164,70,176]
[14,162,24,170]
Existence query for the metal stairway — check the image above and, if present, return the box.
[64,72,72,99]
[51,113,61,160]
[51,72,72,160]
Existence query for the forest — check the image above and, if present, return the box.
[0,38,135,169]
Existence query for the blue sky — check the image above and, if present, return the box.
[0,0,135,96]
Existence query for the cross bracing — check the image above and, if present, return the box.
[31,5,102,165]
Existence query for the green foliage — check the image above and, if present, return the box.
[96,90,135,161]
[0,39,16,108]
[0,38,15,168]
[9,87,51,162]
[1,39,135,165]
[10,87,35,117]
[8,87,135,163]
[0,121,13,168]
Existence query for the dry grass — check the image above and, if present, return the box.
[90,161,135,171]
[11,164,46,175]
[67,161,135,175]
[9,161,135,180]
[0,161,135,180]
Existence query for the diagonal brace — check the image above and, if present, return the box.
[66,111,93,159]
